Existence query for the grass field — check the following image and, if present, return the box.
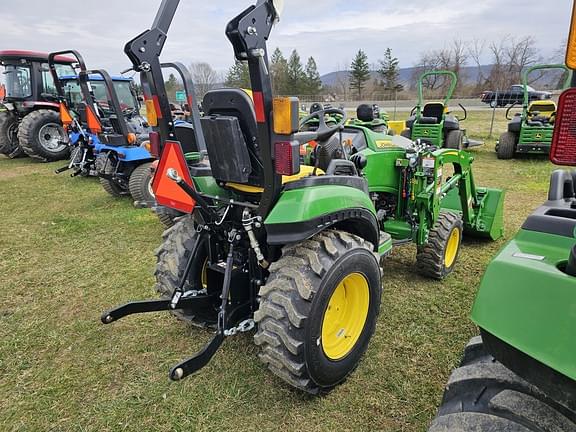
[0,111,560,431]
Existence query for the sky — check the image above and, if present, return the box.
[0,0,571,77]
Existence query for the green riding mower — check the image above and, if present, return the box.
[100,0,504,395]
[496,64,571,160]
[403,71,480,150]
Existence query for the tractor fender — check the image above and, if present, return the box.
[97,144,153,162]
[265,184,379,250]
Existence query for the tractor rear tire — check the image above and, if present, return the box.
[0,112,24,158]
[497,132,517,160]
[401,128,412,139]
[428,336,576,432]
[155,215,215,327]
[155,206,184,229]
[18,110,69,161]
[128,162,155,207]
[254,230,382,394]
[416,212,463,280]
[445,129,464,150]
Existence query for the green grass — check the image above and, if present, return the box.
[0,112,559,431]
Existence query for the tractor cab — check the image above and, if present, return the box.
[403,70,475,150]
[497,64,570,159]
[0,50,76,160]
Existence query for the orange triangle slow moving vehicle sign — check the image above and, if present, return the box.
[59,103,74,129]
[152,141,196,213]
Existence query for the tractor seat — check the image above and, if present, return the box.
[422,102,445,124]
[225,165,324,194]
[529,101,556,119]
[201,88,264,190]
[419,116,439,125]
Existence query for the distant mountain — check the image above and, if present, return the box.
[321,65,494,88]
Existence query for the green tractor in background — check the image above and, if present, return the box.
[100,0,504,395]
[429,11,576,429]
[497,64,571,160]
[403,70,478,150]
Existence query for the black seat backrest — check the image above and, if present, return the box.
[174,122,200,154]
[201,89,264,186]
[422,103,445,124]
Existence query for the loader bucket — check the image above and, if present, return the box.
[441,187,505,241]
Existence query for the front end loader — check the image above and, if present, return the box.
[101,0,392,394]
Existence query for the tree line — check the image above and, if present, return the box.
[162,35,560,104]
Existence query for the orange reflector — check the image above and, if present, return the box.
[152,141,196,213]
[86,105,102,134]
[145,99,158,127]
[59,103,73,129]
[568,2,576,69]
[127,133,137,145]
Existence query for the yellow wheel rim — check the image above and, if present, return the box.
[444,228,461,268]
[321,273,370,361]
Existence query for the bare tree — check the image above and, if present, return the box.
[190,62,221,99]
[487,36,541,90]
[469,38,488,90]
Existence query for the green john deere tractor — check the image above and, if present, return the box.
[497,64,571,160]
[429,11,576,428]
[403,70,478,150]
[100,0,504,394]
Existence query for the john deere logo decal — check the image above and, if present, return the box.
[536,133,543,139]
[423,130,429,136]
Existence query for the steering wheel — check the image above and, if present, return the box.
[299,108,346,142]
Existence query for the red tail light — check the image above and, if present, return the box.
[275,141,300,176]
[149,132,161,158]
[551,88,576,166]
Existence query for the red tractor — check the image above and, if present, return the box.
[0,50,75,161]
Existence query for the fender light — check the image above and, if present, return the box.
[567,1,576,68]
[126,133,137,145]
[275,141,300,176]
[145,98,158,127]
[149,132,161,158]
[273,97,299,135]
[550,88,576,166]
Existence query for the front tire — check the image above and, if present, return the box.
[128,162,155,207]
[416,212,463,280]
[97,154,129,197]
[254,230,382,394]
[18,110,69,161]
[445,129,464,150]
[0,112,24,158]
[429,337,576,431]
[497,131,517,160]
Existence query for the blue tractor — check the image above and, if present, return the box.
[49,51,155,205]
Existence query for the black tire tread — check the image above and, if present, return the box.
[254,230,378,394]
[0,112,24,158]
[497,131,517,160]
[429,337,576,432]
[128,162,154,206]
[445,129,463,150]
[18,109,68,161]
[416,212,463,279]
[154,215,213,327]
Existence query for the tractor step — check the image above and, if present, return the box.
[378,231,393,257]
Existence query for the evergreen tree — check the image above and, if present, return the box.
[378,48,403,99]
[349,49,371,100]
[304,56,323,98]
[270,48,289,95]
[225,61,251,89]
[287,50,306,95]
[164,73,179,101]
